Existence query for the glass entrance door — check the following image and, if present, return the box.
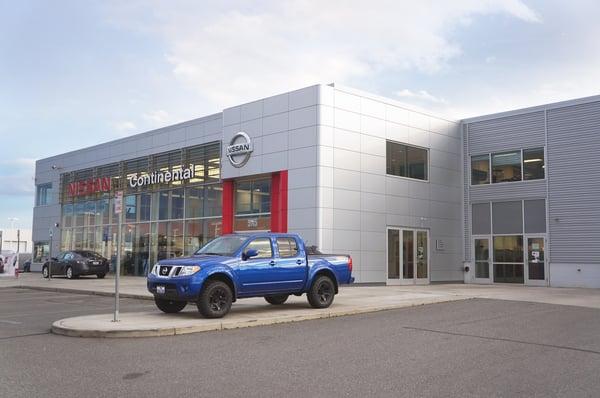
[473,237,491,282]
[526,236,546,286]
[387,228,429,285]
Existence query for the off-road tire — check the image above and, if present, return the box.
[96,273,106,279]
[307,275,335,308]
[265,295,289,305]
[154,298,187,313]
[197,280,233,318]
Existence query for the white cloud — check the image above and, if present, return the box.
[104,0,542,108]
[143,109,169,123]
[397,89,446,104]
[114,121,136,131]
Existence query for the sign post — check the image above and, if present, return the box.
[113,191,123,322]
[48,227,53,280]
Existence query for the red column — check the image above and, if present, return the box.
[270,171,288,233]
[222,179,234,234]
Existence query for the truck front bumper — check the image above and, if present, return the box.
[147,275,202,301]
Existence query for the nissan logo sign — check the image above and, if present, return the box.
[226,132,253,168]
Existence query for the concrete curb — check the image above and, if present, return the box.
[14,285,153,300]
[51,296,470,338]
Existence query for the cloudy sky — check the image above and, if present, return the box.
[1,0,599,231]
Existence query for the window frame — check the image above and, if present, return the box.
[470,147,546,186]
[276,237,300,258]
[36,183,53,206]
[243,237,274,259]
[385,140,430,182]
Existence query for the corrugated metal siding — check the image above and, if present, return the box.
[468,111,545,154]
[470,179,547,202]
[547,101,600,264]
[463,124,471,261]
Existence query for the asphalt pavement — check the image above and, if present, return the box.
[1,288,600,397]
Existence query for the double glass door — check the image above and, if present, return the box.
[387,228,429,285]
[472,235,546,285]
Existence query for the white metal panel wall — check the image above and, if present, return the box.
[547,101,600,264]
[468,111,545,155]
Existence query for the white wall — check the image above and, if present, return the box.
[317,84,463,283]
[221,85,321,246]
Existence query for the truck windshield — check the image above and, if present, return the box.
[195,236,248,256]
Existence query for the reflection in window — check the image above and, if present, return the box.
[185,187,203,219]
[523,148,545,180]
[245,238,273,259]
[125,195,137,222]
[493,235,523,263]
[276,238,299,258]
[492,151,521,183]
[204,185,223,217]
[471,154,490,185]
[386,141,428,181]
[235,179,271,215]
[36,183,52,206]
[171,189,184,220]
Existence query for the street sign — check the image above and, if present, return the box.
[114,191,123,214]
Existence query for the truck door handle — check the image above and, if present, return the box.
[270,261,276,266]
[296,260,302,265]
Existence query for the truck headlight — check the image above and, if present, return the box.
[150,264,159,276]
[179,265,201,276]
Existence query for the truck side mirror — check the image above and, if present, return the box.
[242,249,259,261]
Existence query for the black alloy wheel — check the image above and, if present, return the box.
[198,280,232,318]
[155,297,187,313]
[265,295,289,305]
[307,275,335,309]
[42,265,49,278]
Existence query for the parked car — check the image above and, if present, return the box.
[147,233,354,318]
[21,258,32,272]
[42,251,110,279]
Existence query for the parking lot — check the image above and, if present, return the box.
[1,288,600,397]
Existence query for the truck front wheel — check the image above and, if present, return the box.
[155,298,187,313]
[307,275,335,308]
[265,295,289,305]
[198,280,233,318]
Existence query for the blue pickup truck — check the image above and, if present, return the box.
[147,233,354,318]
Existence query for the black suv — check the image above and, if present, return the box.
[42,251,110,279]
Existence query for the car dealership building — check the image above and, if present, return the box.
[32,84,600,287]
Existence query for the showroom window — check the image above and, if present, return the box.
[492,151,521,183]
[235,178,271,231]
[523,148,545,180]
[36,183,52,206]
[386,141,428,181]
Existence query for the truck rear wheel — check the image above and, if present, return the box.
[198,280,232,318]
[155,298,187,313]
[265,295,289,305]
[307,275,335,308]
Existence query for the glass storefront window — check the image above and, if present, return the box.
[139,193,151,221]
[235,179,271,215]
[172,189,184,220]
[205,185,222,217]
[492,151,521,183]
[125,195,137,222]
[59,142,222,276]
[62,204,73,228]
[75,202,85,227]
[523,148,545,180]
[471,154,490,185]
[186,187,203,219]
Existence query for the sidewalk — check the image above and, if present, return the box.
[4,273,600,338]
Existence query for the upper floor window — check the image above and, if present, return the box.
[492,151,521,183]
[471,147,545,185]
[36,183,52,206]
[471,155,490,185]
[523,148,545,180]
[386,141,428,181]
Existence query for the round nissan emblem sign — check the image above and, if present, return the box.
[226,132,253,168]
